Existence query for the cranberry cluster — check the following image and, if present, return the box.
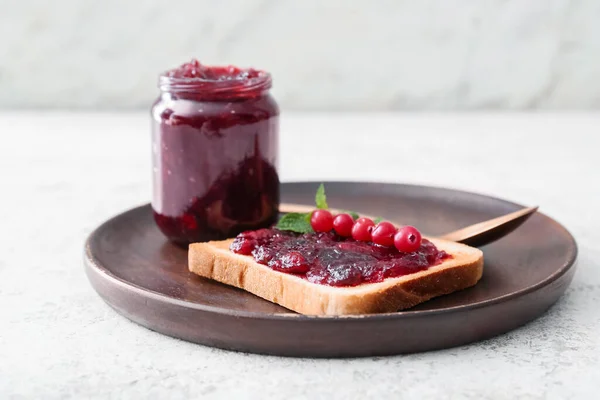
[310,210,423,253]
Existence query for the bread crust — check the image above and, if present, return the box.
[189,238,483,315]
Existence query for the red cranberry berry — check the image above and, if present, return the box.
[278,251,310,273]
[333,213,354,237]
[394,226,422,253]
[252,245,273,264]
[311,209,334,232]
[352,218,375,242]
[371,221,397,247]
[230,237,255,255]
[356,217,373,225]
[181,213,198,231]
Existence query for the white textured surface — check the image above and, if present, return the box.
[1,112,599,399]
[2,0,600,110]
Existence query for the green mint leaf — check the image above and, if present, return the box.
[315,183,328,209]
[349,212,360,220]
[275,212,314,233]
[373,217,383,224]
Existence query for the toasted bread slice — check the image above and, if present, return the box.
[189,238,483,316]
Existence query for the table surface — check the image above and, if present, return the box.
[1,112,599,399]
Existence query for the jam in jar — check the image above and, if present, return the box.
[151,60,280,245]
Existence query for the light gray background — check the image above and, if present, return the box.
[1,112,599,398]
[2,0,600,110]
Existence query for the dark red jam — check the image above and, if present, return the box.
[230,229,450,287]
[151,60,279,245]
[165,60,263,81]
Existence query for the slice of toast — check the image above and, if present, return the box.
[189,238,483,316]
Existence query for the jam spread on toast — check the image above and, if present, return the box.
[230,229,450,287]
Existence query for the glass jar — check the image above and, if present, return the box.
[151,61,280,245]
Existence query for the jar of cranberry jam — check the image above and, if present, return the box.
[151,60,280,245]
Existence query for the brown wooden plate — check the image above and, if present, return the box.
[84,182,577,357]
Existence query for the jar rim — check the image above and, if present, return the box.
[158,72,272,98]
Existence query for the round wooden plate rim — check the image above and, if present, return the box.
[84,196,577,321]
